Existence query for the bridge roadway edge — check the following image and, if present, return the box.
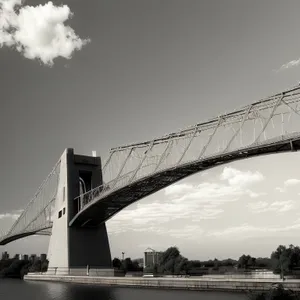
[23,274,300,293]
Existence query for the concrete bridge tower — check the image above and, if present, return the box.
[47,148,113,275]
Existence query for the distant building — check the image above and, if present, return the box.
[144,248,163,269]
[14,254,20,260]
[1,251,9,260]
[40,253,47,262]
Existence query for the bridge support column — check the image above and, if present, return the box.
[47,148,113,276]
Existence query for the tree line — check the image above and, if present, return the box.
[112,246,273,275]
[112,244,300,276]
[2,243,300,279]
[0,258,48,279]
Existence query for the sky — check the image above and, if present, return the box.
[1,0,300,261]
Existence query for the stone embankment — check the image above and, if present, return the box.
[24,274,300,292]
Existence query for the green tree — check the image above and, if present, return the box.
[0,258,14,272]
[131,260,142,271]
[238,254,252,269]
[160,247,180,265]
[0,260,29,279]
[0,258,48,279]
[271,245,291,279]
[152,263,158,275]
[212,258,220,270]
[122,257,134,272]
[158,246,188,275]
[186,260,201,270]
[112,257,122,269]
[256,257,272,269]
[250,257,256,268]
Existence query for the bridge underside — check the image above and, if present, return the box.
[0,226,52,245]
[70,133,300,227]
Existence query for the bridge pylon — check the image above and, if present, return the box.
[47,148,113,276]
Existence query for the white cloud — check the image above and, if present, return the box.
[169,182,242,204]
[247,200,296,213]
[165,225,204,239]
[0,0,90,66]
[275,178,300,193]
[170,168,265,206]
[220,167,264,187]
[207,222,300,239]
[108,218,205,241]
[107,199,209,235]
[271,200,295,212]
[191,208,224,222]
[284,179,300,187]
[247,201,269,211]
[276,58,300,72]
[0,212,20,220]
[108,167,265,237]
[165,183,194,196]
[107,181,234,236]
[247,191,266,198]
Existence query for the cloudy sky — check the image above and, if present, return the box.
[1,0,300,261]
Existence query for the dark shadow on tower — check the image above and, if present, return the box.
[66,149,112,269]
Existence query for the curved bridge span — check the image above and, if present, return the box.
[2,85,300,245]
[70,85,300,226]
[70,133,300,227]
[0,226,52,245]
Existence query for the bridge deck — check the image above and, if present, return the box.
[0,225,52,245]
[69,133,300,227]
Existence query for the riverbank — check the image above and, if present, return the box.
[24,274,300,292]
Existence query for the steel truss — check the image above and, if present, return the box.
[2,85,300,240]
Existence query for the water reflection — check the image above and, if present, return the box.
[61,284,115,300]
[0,279,247,300]
[35,280,116,300]
[44,281,69,300]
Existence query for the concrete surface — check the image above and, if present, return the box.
[24,274,300,292]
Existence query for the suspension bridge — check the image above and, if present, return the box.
[1,85,300,273]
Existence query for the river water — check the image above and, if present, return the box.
[0,279,248,300]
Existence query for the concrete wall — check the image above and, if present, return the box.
[24,274,300,292]
[68,224,111,268]
[43,268,115,277]
[201,272,280,279]
[200,272,300,280]
[47,149,69,270]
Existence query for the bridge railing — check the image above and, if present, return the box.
[31,266,120,277]
[76,170,136,210]
[75,131,300,213]
[0,159,61,243]
[27,267,300,280]
[0,222,53,244]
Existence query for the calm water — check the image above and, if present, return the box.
[0,279,248,300]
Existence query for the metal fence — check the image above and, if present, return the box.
[29,266,122,277]
[27,267,300,281]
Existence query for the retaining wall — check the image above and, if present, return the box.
[24,274,300,292]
